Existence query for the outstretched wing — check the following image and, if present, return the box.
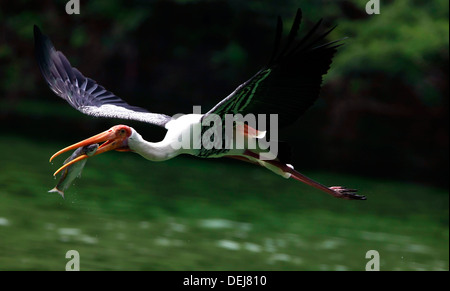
[203,9,343,128]
[34,25,171,128]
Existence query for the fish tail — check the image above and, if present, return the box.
[48,187,65,199]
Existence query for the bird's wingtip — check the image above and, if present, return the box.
[33,25,42,37]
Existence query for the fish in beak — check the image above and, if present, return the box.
[50,125,132,176]
[49,144,99,198]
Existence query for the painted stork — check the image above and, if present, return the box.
[34,9,365,200]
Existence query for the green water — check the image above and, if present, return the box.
[0,135,448,270]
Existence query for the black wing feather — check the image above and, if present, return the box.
[278,8,302,59]
[34,25,171,128]
[203,9,342,128]
[267,16,284,66]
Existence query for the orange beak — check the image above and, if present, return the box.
[50,128,130,176]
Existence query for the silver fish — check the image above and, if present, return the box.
[48,144,99,198]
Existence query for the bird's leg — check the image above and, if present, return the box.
[243,150,366,200]
[287,169,366,200]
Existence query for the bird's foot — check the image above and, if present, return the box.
[329,186,366,200]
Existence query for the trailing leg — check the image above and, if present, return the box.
[243,150,366,200]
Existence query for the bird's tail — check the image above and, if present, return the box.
[48,187,65,199]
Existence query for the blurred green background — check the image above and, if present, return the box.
[0,0,448,270]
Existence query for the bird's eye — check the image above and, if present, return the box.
[120,129,126,135]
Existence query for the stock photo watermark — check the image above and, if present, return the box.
[365,250,380,271]
[366,0,380,15]
[170,106,280,161]
[63,249,380,271]
[65,250,80,271]
[66,0,80,15]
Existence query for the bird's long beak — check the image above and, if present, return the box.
[50,128,129,176]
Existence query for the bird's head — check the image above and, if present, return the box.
[50,125,134,176]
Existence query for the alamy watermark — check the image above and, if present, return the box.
[170,106,279,160]
[365,250,380,271]
[66,0,80,15]
[366,0,380,15]
[65,250,80,271]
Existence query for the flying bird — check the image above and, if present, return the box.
[34,9,365,200]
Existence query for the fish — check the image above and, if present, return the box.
[48,144,99,199]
